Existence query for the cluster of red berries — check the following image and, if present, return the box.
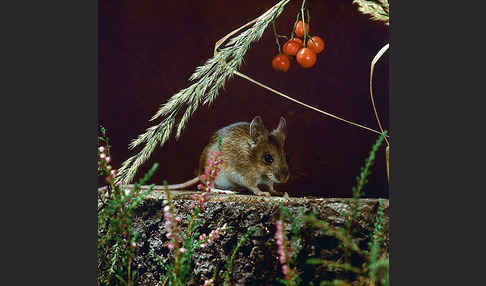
[272,20,325,71]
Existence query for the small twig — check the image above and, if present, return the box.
[290,13,300,40]
[234,71,388,137]
[301,0,308,46]
[369,43,390,146]
[272,20,282,53]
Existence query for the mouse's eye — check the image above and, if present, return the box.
[263,154,273,165]
[285,154,289,163]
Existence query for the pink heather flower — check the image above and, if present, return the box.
[203,278,214,286]
[111,169,117,176]
[162,204,184,252]
[99,153,106,159]
[131,242,137,248]
[275,219,294,280]
[282,264,288,275]
[189,203,196,209]
[179,247,186,254]
[105,156,111,163]
[199,225,227,247]
[164,221,171,229]
[192,150,223,210]
[98,146,105,152]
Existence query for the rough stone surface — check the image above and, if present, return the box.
[131,190,389,286]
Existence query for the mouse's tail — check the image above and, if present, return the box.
[98,177,201,193]
[164,176,200,190]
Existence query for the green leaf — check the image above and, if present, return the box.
[306,258,324,265]
[114,274,128,286]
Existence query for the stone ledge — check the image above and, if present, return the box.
[129,189,389,285]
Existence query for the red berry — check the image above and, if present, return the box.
[294,21,309,37]
[282,39,302,56]
[272,54,290,72]
[292,37,303,46]
[307,36,325,54]
[296,48,317,68]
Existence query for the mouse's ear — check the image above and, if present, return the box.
[250,116,269,143]
[272,116,287,142]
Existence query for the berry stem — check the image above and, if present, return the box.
[301,0,307,47]
[305,7,316,45]
[272,20,282,53]
[290,13,300,40]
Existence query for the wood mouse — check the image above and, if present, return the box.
[163,115,290,196]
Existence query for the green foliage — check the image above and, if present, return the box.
[276,205,305,286]
[97,126,158,286]
[223,227,256,286]
[353,0,389,26]
[276,132,389,286]
[279,204,306,268]
[367,199,388,285]
[98,125,388,286]
[312,132,388,285]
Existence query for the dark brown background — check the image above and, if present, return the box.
[99,0,389,198]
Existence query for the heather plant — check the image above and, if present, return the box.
[275,205,306,285]
[97,126,159,286]
[148,141,268,286]
[276,131,389,286]
[149,142,240,286]
[222,226,256,286]
[99,126,388,286]
[100,1,389,283]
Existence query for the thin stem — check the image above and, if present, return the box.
[369,43,390,146]
[386,145,389,183]
[186,208,198,237]
[272,20,282,54]
[234,71,389,138]
[164,188,182,282]
[301,0,307,46]
[127,255,132,286]
[290,13,300,39]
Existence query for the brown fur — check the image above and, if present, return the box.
[198,116,289,196]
